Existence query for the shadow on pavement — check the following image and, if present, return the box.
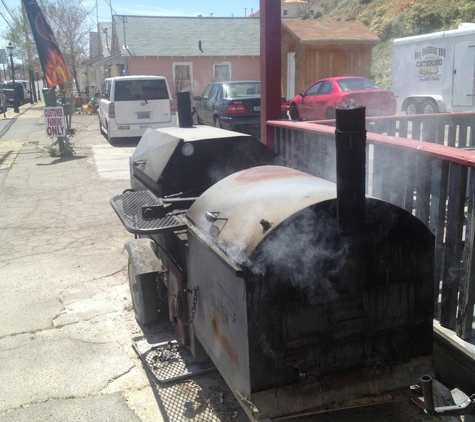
[36,155,88,165]
[110,137,141,148]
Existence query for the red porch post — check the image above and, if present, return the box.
[260,0,281,150]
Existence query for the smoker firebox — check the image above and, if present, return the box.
[111,107,434,421]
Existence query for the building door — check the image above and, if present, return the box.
[173,63,193,97]
[453,36,475,109]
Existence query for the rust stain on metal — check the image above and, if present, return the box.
[211,312,238,364]
[235,166,312,183]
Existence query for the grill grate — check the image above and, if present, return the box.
[110,190,187,234]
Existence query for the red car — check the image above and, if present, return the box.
[289,76,397,121]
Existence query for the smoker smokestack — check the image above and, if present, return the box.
[335,105,366,236]
[176,91,193,128]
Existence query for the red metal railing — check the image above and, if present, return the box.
[268,113,475,341]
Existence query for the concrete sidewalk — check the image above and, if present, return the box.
[0,105,242,422]
[0,105,438,422]
[0,104,142,420]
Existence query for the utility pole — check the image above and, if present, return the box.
[36,68,41,101]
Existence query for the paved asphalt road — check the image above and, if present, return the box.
[0,103,444,421]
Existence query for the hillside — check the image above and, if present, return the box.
[314,0,475,88]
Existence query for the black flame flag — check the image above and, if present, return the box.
[22,0,71,88]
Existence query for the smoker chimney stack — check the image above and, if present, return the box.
[335,105,367,236]
[176,91,193,128]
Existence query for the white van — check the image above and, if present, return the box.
[98,75,176,144]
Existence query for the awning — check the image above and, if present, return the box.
[91,53,125,68]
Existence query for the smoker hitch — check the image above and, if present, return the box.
[421,375,475,416]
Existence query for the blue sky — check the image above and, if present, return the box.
[0,0,261,36]
[85,0,261,21]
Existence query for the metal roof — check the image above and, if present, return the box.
[113,16,260,57]
[282,20,380,45]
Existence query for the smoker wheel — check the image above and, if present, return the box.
[110,191,187,234]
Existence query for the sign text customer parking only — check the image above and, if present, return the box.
[44,106,66,137]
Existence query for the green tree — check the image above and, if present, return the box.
[0,8,32,69]
[296,0,319,19]
[1,0,91,94]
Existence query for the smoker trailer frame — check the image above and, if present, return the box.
[111,106,435,421]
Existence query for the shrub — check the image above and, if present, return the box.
[370,16,392,40]
[461,4,475,23]
[375,6,387,18]
[391,13,406,37]
[445,6,460,25]
[405,4,443,35]
[359,15,371,26]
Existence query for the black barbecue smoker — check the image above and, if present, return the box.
[111,103,435,421]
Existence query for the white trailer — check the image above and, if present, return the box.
[392,23,475,115]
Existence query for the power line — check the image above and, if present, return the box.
[0,0,14,21]
[102,0,119,19]
[0,12,13,30]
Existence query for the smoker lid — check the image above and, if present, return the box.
[186,165,337,260]
[131,126,253,183]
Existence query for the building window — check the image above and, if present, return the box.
[173,62,193,96]
[310,10,315,15]
[283,9,288,16]
[213,62,231,82]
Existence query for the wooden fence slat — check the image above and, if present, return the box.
[415,155,432,226]
[371,144,384,199]
[459,121,468,148]
[412,119,422,140]
[403,151,416,213]
[429,159,450,316]
[436,119,446,146]
[387,119,396,136]
[384,147,406,208]
[457,168,475,339]
[470,115,475,147]
[440,164,468,329]
[399,119,408,139]
[447,122,457,147]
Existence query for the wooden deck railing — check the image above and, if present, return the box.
[268,113,475,342]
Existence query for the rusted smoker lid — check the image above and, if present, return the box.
[186,165,337,260]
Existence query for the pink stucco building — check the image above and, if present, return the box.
[95,16,261,99]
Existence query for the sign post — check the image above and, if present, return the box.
[44,106,67,155]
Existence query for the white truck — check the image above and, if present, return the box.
[392,23,475,115]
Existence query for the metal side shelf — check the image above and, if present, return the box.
[110,190,186,235]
